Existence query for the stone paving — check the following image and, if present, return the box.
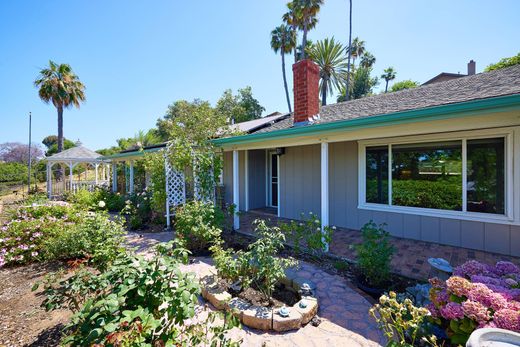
[125,232,386,347]
[240,209,520,281]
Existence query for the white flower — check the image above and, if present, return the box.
[316,227,321,231]
[332,226,337,230]
[158,301,169,311]
[98,201,106,208]
[125,200,131,205]
[314,220,320,224]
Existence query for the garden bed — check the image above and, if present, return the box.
[201,273,318,332]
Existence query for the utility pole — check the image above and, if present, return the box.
[28,111,32,195]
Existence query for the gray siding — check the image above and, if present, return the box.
[248,150,266,210]
[221,140,518,256]
[280,144,321,219]
[223,151,233,205]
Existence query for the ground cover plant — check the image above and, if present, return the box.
[427,260,520,345]
[0,201,125,268]
[35,240,241,346]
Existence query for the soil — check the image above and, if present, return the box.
[0,262,72,347]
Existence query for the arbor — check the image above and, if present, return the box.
[485,53,520,72]
[381,67,397,92]
[271,24,296,112]
[215,87,264,124]
[390,80,419,92]
[34,61,86,153]
[307,37,348,105]
[286,0,323,61]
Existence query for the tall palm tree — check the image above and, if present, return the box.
[360,51,376,68]
[282,2,299,63]
[289,0,323,61]
[271,25,296,113]
[345,0,353,102]
[381,67,397,92]
[308,37,348,105]
[34,61,86,153]
[348,37,365,68]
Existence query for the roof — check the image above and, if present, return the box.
[422,72,467,85]
[228,112,288,133]
[47,144,102,162]
[250,65,520,135]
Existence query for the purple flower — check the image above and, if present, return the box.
[440,302,465,320]
[494,309,520,332]
[454,260,494,278]
[471,275,507,288]
[495,261,520,276]
[426,303,440,318]
[18,245,29,251]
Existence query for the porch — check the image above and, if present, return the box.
[239,208,520,281]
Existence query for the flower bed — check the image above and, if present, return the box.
[201,273,318,332]
[428,260,520,345]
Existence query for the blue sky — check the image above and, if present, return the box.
[0,0,518,150]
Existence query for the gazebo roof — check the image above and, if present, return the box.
[47,141,103,163]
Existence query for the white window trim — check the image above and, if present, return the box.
[358,127,518,225]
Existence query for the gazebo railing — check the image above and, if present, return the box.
[71,180,109,193]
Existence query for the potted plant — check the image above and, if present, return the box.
[355,221,394,295]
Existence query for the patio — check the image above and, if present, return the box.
[239,209,520,281]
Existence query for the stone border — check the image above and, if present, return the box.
[201,274,319,332]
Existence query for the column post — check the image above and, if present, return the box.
[244,150,249,211]
[69,162,74,192]
[129,160,134,194]
[233,150,240,230]
[321,142,329,252]
[94,163,99,185]
[47,162,52,198]
[112,163,117,192]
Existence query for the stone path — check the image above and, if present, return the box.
[125,232,386,346]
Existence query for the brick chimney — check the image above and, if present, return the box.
[467,60,476,75]
[293,59,320,125]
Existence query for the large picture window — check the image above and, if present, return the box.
[362,135,508,217]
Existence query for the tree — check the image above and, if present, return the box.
[0,142,43,164]
[288,0,323,61]
[34,61,86,153]
[345,0,353,102]
[381,67,397,92]
[485,53,520,72]
[360,51,376,69]
[390,80,419,92]
[348,37,365,68]
[271,24,296,113]
[214,87,264,124]
[337,66,379,101]
[307,37,348,105]
[282,3,300,63]
[42,135,75,156]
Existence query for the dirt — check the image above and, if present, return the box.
[238,284,300,308]
[0,262,72,347]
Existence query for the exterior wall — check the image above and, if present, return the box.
[279,144,321,219]
[223,151,233,205]
[248,150,266,210]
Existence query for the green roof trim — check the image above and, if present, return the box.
[101,147,163,160]
[212,94,520,146]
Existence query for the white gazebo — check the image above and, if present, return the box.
[46,141,110,198]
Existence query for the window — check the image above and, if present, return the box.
[362,135,508,217]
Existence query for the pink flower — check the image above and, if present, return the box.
[440,302,465,320]
[446,276,472,297]
[31,252,38,257]
[462,300,490,324]
[493,309,520,332]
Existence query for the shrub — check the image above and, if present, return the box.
[355,221,394,288]
[370,291,440,347]
[0,203,124,268]
[121,189,153,230]
[209,239,247,284]
[280,212,335,256]
[428,260,520,345]
[174,201,224,252]
[37,243,241,346]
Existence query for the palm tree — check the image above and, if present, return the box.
[349,37,365,68]
[289,0,323,61]
[360,51,376,68]
[381,67,397,92]
[345,0,353,102]
[271,25,296,113]
[34,61,86,153]
[308,37,348,105]
[282,2,300,63]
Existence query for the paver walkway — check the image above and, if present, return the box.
[125,232,386,346]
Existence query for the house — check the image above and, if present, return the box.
[215,59,520,257]
[422,59,476,85]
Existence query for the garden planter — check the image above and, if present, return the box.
[354,274,386,297]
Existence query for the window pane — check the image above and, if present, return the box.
[366,146,388,204]
[392,141,462,210]
[467,137,505,214]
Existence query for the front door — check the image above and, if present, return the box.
[269,153,279,207]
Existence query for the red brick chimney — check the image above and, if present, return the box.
[467,60,476,75]
[293,59,320,124]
